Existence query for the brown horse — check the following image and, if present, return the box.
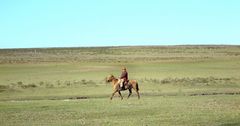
[106,74,140,100]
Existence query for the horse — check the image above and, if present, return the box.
[106,74,140,100]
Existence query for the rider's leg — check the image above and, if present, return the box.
[120,79,124,88]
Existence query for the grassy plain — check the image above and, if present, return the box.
[0,45,240,125]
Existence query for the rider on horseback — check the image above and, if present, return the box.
[120,67,128,90]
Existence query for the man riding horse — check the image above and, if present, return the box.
[120,67,128,90]
[106,67,140,99]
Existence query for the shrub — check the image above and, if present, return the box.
[21,84,37,88]
[45,84,54,88]
[39,81,44,86]
[17,81,23,85]
[159,77,236,86]
[0,85,9,89]
[0,85,9,92]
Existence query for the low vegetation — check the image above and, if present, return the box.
[0,45,240,125]
[0,45,239,64]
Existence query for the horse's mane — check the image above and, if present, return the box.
[111,75,118,81]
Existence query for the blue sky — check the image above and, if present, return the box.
[0,0,240,48]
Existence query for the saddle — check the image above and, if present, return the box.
[121,80,129,90]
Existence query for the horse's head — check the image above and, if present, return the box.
[106,74,115,83]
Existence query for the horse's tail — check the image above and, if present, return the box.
[136,82,139,91]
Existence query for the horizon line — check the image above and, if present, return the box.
[1,44,240,50]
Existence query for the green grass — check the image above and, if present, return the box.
[1,96,240,126]
[0,46,240,125]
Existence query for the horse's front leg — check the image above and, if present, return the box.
[110,90,117,100]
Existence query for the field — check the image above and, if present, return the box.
[0,45,240,125]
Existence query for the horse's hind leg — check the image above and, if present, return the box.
[118,91,123,100]
[127,89,132,99]
[136,91,140,99]
[133,88,140,99]
[110,90,117,100]
[133,86,140,99]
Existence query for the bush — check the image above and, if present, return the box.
[17,81,23,85]
[159,77,235,86]
[39,81,44,86]
[0,85,9,89]
[45,83,54,88]
[21,84,37,88]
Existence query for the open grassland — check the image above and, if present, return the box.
[1,96,240,126]
[1,45,240,64]
[0,45,240,125]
